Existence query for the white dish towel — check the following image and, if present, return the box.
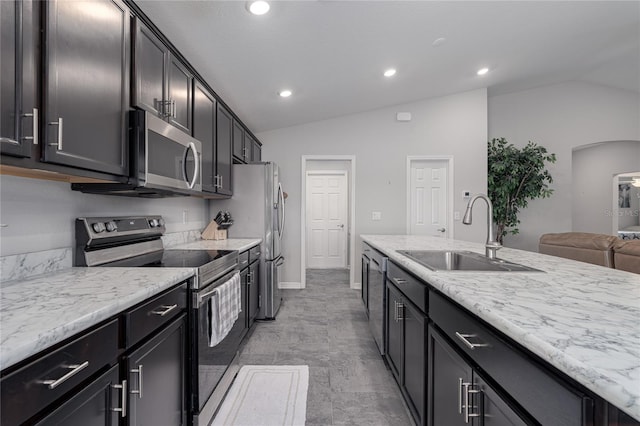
[208,271,242,347]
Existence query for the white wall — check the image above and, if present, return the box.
[258,89,488,285]
[488,81,640,251]
[0,174,208,256]
[572,141,640,234]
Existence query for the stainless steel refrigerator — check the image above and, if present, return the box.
[215,162,285,319]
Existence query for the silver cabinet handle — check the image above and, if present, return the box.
[393,301,398,322]
[219,175,223,189]
[172,99,176,118]
[397,302,404,321]
[214,175,221,189]
[41,361,89,389]
[247,272,253,285]
[458,378,465,414]
[463,382,481,423]
[22,108,38,145]
[48,117,63,150]
[130,364,143,399]
[393,277,406,284]
[455,332,490,350]
[0,137,20,145]
[112,380,127,417]
[151,304,178,316]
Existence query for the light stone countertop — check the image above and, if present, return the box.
[360,234,640,421]
[174,238,261,252]
[0,267,195,371]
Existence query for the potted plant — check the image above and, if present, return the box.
[487,137,557,244]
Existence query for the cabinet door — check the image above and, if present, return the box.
[133,20,166,118]
[251,139,261,163]
[246,134,257,163]
[215,104,233,196]
[232,120,245,162]
[35,365,120,426]
[43,0,129,175]
[403,300,426,426]
[127,316,187,426]
[193,82,216,193]
[386,283,403,380]
[474,374,528,426]
[428,325,472,426]
[167,55,192,134]
[248,260,260,327]
[1,0,36,158]
[361,255,369,315]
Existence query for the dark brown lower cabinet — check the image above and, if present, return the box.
[35,365,120,426]
[125,315,187,426]
[428,324,529,426]
[248,259,260,327]
[385,281,426,426]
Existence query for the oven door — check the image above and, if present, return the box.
[191,270,244,422]
[137,110,202,192]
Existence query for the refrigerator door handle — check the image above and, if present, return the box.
[275,256,285,267]
[278,183,285,241]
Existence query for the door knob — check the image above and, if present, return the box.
[437,228,446,233]
[338,224,344,228]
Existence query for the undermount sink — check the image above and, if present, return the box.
[397,250,542,272]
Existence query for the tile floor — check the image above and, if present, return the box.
[238,269,413,426]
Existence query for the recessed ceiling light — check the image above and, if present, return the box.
[247,1,270,15]
[279,90,292,98]
[432,37,447,47]
[477,67,489,76]
[384,68,397,77]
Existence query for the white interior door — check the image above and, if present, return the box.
[306,172,348,268]
[409,159,449,237]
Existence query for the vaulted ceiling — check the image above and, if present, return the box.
[136,1,640,133]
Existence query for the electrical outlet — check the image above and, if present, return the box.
[371,211,382,221]
[454,211,461,221]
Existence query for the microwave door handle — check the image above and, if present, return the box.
[184,142,199,189]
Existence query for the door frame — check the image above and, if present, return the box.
[301,155,356,289]
[406,156,455,238]
[305,170,349,269]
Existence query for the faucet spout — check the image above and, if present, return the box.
[462,194,502,259]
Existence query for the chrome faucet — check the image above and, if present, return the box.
[462,194,502,259]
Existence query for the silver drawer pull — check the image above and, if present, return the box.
[41,361,89,389]
[130,364,143,399]
[151,304,178,316]
[48,117,63,150]
[393,278,407,284]
[0,137,20,145]
[455,332,490,350]
[464,383,481,423]
[112,380,127,417]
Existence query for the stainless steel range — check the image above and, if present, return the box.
[75,216,243,426]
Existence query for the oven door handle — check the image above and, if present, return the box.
[196,288,218,307]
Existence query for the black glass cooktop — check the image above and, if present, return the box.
[102,249,235,268]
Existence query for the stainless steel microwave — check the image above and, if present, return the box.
[72,110,202,197]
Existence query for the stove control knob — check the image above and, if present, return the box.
[105,221,118,232]
[92,222,106,233]
[148,219,158,228]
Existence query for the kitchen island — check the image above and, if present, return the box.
[361,234,640,423]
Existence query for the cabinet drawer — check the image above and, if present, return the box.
[429,290,593,426]
[239,250,250,270]
[1,319,119,426]
[125,283,187,348]
[249,245,261,263]
[387,262,427,313]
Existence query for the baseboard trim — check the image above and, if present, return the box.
[279,282,303,289]
[351,281,362,290]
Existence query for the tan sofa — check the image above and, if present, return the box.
[538,232,617,268]
[613,240,640,274]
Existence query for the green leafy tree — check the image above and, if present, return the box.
[488,138,557,243]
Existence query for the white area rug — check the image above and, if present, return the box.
[211,365,309,426]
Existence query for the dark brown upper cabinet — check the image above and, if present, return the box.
[133,19,192,135]
[42,0,130,176]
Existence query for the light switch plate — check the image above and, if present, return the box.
[454,211,461,221]
[371,211,382,221]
